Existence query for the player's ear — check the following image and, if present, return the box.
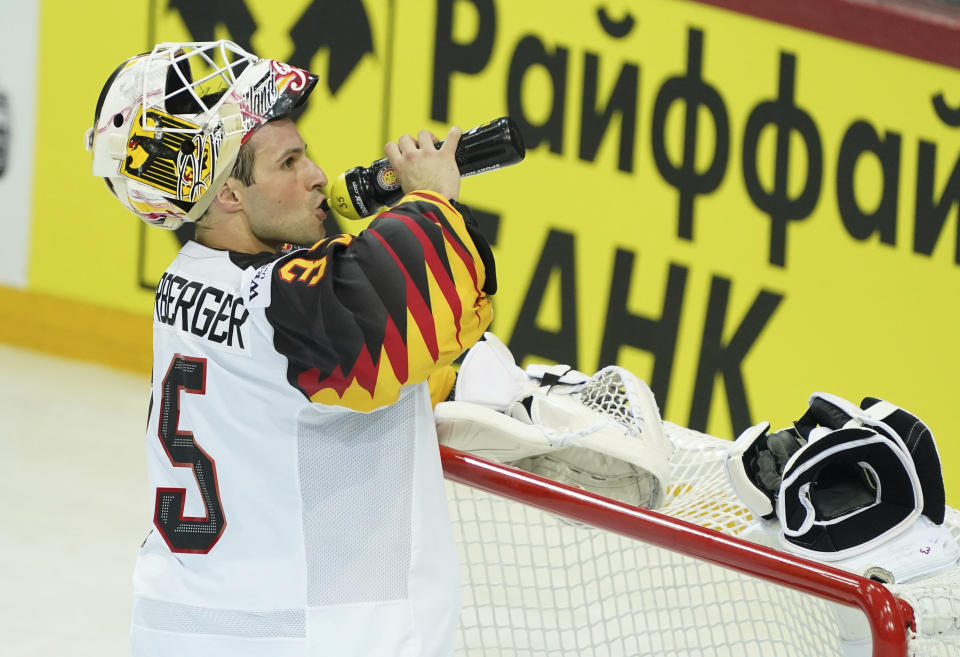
[212,179,243,214]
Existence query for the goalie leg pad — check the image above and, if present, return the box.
[436,397,670,510]
[434,401,561,462]
[438,335,674,510]
[512,447,663,509]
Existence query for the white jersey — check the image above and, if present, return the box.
[130,192,495,657]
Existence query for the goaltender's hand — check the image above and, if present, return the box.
[385,126,462,201]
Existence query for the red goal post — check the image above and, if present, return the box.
[440,444,916,657]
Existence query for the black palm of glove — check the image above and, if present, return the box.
[751,429,805,497]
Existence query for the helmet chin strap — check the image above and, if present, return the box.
[83,127,95,153]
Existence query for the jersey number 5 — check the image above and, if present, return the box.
[154,355,226,553]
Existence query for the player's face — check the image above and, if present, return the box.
[239,119,328,250]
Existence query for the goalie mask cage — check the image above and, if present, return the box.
[440,423,960,657]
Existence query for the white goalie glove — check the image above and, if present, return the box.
[435,333,674,509]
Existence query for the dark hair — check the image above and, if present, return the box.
[196,141,255,222]
[230,141,255,186]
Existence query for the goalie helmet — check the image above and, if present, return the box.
[84,41,318,229]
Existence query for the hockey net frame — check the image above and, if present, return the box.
[441,438,956,657]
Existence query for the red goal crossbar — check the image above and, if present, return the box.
[440,445,917,657]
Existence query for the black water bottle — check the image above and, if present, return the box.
[323,116,525,221]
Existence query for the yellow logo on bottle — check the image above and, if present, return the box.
[377,167,400,190]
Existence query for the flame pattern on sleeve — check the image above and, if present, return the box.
[266,191,494,411]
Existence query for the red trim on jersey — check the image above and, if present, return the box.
[351,344,380,397]
[382,314,407,382]
[407,190,456,213]
[421,210,486,329]
[367,228,440,362]
[298,364,346,397]
[388,212,465,349]
[421,211,481,290]
[296,341,389,400]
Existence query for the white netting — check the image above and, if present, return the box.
[573,366,652,436]
[446,409,960,656]
[891,506,960,656]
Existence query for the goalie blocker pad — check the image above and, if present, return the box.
[778,426,922,559]
[725,392,945,561]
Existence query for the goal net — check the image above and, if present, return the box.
[439,372,960,656]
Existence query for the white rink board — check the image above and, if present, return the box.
[0,0,39,288]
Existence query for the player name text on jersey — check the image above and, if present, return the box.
[154,272,250,352]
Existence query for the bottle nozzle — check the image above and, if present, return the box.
[320,198,330,212]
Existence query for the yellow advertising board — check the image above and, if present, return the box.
[30,0,960,498]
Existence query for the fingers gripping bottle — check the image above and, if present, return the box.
[322,117,525,221]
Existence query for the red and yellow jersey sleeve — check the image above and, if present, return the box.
[263,191,494,412]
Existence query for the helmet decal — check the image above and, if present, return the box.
[121,105,220,205]
[236,61,313,142]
